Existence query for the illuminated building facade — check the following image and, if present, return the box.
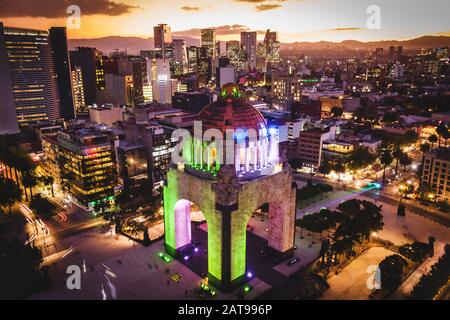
[154,24,173,59]
[70,47,105,105]
[49,27,75,120]
[123,119,177,196]
[240,32,257,70]
[172,39,188,75]
[43,129,115,208]
[263,29,280,63]
[0,23,19,134]
[298,126,337,170]
[272,73,303,106]
[421,149,450,201]
[201,29,217,60]
[71,66,86,115]
[0,24,61,127]
[322,140,354,163]
[187,46,199,73]
[104,74,134,106]
[163,84,296,291]
[226,41,246,71]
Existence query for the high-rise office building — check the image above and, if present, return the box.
[172,39,188,75]
[154,24,173,59]
[241,31,257,70]
[71,66,86,115]
[42,129,116,208]
[272,72,303,106]
[226,41,246,71]
[198,46,213,80]
[201,28,216,59]
[49,27,75,120]
[147,58,177,104]
[110,55,144,104]
[70,47,105,105]
[263,29,280,63]
[0,23,61,128]
[104,74,134,106]
[187,46,199,73]
[0,23,19,134]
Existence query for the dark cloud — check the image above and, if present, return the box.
[173,24,265,38]
[327,27,362,31]
[0,0,141,18]
[255,4,283,11]
[181,6,201,12]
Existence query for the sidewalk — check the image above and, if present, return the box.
[390,241,446,299]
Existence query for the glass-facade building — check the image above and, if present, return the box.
[1,25,61,127]
[43,130,115,208]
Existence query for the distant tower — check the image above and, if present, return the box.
[49,27,75,120]
[201,28,217,60]
[240,31,257,70]
[154,24,173,59]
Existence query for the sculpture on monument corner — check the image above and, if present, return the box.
[212,164,242,206]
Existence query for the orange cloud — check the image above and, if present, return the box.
[256,4,283,12]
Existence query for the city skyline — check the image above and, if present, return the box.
[1,0,450,42]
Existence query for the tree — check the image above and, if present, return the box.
[419,143,430,156]
[399,153,412,172]
[0,238,44,299]
[379,150,393,186]
[41,176,55,197]
[29,194,57,218]
[348,147,376,172]
[443,130,450,147]
[0,178,22,214]
[428,134,438,150]
[21,172,37,201]
[317,184,333,198]
[336,199,384,246]
[409,244,450,300]
[379,254,408,291]
[318,162,331,177]
[392,147,404,176]
[399,241,432,262]
[331,106,343,118]
[436,123,449,148]
[333,162,345,181]
[288,158,303,171]
[93,198,112,216]
[417,183,434,201]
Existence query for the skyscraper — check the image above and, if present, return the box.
[0,23,19,134]
[49,27,75,120]
[240,31,257,70]
[71,66,86,115]
[0,23,61,128]
[263,29,280,63]
[147,58,177,104]
[172,39,188,75]
[226,41,246,71]
[154,24,173,59]
[201,28,216,59]
[70,47,105,106]
[187,46,199,73]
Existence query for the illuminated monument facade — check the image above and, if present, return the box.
[163,83,296,291]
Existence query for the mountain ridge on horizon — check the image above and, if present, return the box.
[68,35,450,55]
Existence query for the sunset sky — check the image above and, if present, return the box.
[1,0,449,42]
